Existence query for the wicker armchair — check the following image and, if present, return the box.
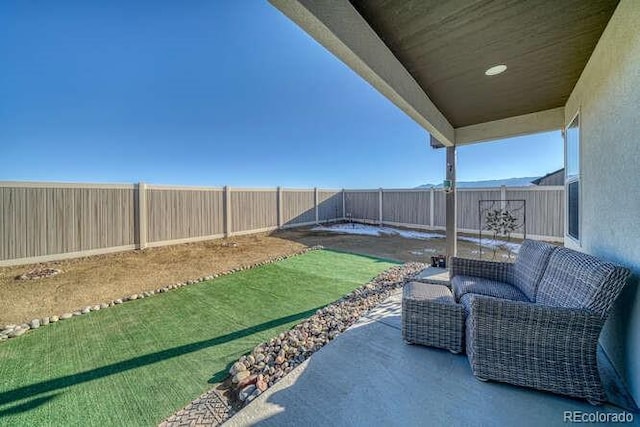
[451,242,631,405]
[450,240,556,303]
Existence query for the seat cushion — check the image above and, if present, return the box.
[536,247,631,317]
[512,240,558,301]
[451,275,529,303]
[403,281,454,304]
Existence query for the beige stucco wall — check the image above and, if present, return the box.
[564,0,640,406]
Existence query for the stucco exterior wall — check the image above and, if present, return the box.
[564,0,640,406]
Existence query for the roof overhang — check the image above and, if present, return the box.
[455,107,565,146]
[269,0,618,147]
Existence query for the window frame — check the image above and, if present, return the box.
[564,110,581,244]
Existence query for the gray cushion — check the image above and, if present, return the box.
[536,248,631,317]
[512,240,558,301]
[403,282,454,304]
[451,275,529,303]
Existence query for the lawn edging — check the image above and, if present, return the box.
[0,245,324,343]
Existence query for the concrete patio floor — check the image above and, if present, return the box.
[225,290,637,427]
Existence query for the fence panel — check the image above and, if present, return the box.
[318,190,343,222]
[457,189,502,230]
[230,189,278,233]
[433,191,446,227]
[282,190,315,226]
[506,188,564,238]
[382,191,430,226]
[0,184,136,262]
[344,191,379,221]
[146,187,224,243]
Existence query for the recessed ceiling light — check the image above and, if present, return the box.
[485,64,507,76]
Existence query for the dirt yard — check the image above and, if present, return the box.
[281,227,518,263]
[0,226,519,326]
[0,234,307,326]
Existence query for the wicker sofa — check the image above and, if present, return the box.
[450,240,631,404]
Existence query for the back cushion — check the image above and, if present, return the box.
[512,240,558,300]
[536,248,630,317]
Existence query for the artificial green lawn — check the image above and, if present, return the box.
[0,250,397,426]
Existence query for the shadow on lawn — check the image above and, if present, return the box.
[0,394,60,418]
[0,308,321,411]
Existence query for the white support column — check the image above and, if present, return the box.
[378,188,383,225]
[277,186,283,228]
[429,187,435,228]
[314,187,319,224]
[500,185,507,210]
[136,182,147,250]
[445,147,457,259]
[224,186,231,238]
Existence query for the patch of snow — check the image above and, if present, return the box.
[311,223,521,253]
[408,249,438,256]
[311,223,445,240]
[312,223,383,237]
[458,236,521,254]
[395,229,446,240]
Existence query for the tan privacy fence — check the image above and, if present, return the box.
[0,182,562,266]
[344,187,564,242]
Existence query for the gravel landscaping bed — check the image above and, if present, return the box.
[161,261,426,426]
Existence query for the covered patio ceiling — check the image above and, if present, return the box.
[270,0,619,146]
[351,0,618,128]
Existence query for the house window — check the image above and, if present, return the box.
[565,113,580,241]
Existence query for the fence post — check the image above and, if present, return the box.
[136,182,148,249]
[500,185,507,210]
[342,189,346,219]
[277,186,283,229]
[224,186,231,238]
[429,187,435,228]
[378,188,383,226]
[314,187,319,224]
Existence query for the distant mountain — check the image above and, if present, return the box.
[417,176,540,189]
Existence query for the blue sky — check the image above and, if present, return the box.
[0,0,563,188]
